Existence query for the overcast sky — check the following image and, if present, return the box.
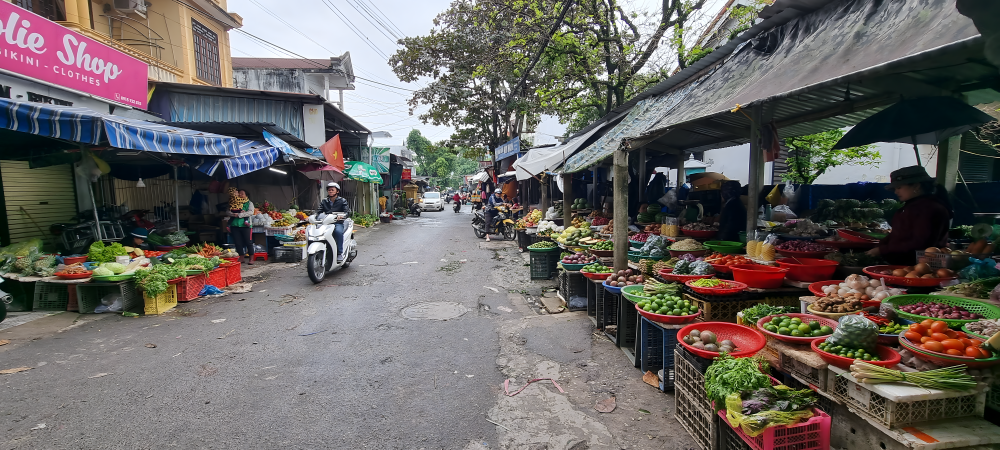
[228,0,727,150]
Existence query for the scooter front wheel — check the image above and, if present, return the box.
[307,251,326,283]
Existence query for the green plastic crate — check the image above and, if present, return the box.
[33,282,70,311]
[884,294,1000,328]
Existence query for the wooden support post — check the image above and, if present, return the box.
[747,105,764,235]
[563,173,573,226]
[673,153,685,188]
[936,136,961,194]
[613,147,629,271]
[540,174,550,212]
[637,147,647,202]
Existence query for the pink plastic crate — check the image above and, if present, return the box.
[718,408,830,450]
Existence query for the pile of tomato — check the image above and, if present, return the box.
[903,319,992,359]
[704,254,755,267]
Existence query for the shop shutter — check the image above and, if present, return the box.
[1,161,78,246]
[960,132,995,183]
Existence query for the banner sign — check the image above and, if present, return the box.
[0,2,149,108]
[479,160,493,168]
[371,146,390,173]
[495,136,520,160]
[401,168,411,180]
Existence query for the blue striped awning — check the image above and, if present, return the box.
[0,98,240,156]
[262,130,297,156]
[194,140,281,178]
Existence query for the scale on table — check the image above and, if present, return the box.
[971,213,999,240]
[680,200,704,224]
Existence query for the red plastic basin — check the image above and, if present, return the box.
[775,258,840,282]
[729,264,789,289]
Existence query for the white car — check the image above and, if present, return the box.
[420,192,444,211]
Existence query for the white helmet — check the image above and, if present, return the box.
[326,182,341,190]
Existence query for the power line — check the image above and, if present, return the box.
[343,0,398,46]
[318,0,391,60]
[354,0,400,40]
[242,0,422,90]
[359,0,408,39]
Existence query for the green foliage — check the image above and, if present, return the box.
[391,0,709,148]
[782,129,881,185]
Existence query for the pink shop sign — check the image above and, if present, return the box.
[0,2,148,108]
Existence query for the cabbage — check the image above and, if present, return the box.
[92,266,114,276]
[102,262,126,274]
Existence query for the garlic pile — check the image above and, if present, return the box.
[821,274,905,301]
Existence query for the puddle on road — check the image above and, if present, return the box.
[400,302,468,320]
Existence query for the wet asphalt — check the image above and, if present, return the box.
[0,207,517,449]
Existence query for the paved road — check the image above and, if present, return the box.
[1,206,694,450]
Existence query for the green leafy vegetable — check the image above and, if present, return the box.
[704,354,771,411]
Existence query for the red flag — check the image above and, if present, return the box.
[319,134,345,173]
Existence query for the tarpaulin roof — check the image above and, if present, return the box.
[194,141,282,178]
[640,0,981,140]
[0,98,241,156]
[563,83,700,172]
[513,124,608,180]
[563,0,986,171]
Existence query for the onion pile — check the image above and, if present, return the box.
[897,302,983,320]
[821,274,904,301]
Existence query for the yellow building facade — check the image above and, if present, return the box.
[6,0,241,88]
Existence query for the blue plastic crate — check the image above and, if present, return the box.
[640,317,680,390]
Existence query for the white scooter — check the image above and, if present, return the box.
[305,212,358,284]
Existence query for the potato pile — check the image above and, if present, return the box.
[811,295,863,313]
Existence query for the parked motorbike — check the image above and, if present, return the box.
[305,213,358,284]
[409,201,422,217]
[453,201,461,213]
[472,205,515,240]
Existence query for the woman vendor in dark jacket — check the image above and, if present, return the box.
[867,166,951,265]
[717,181,747,242]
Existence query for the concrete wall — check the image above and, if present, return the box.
[233,68,307,93]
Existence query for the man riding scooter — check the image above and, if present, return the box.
[452,192,462,213]
[317,182,352,263]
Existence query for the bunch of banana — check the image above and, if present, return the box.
[228,187,248,210]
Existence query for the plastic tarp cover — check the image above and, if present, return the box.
[562,81,701,173]
[642,0,978,136]
[513,124,605,180]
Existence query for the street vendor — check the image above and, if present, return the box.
[717,181,747,243]
[866,166,951,265]
[120,227,151,251]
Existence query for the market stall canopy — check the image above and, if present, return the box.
[160,121,322,162]
[193,140,282,178]
[0,98,240,156]
[470,172,490,183]
[690,172,730,187]
[513,124,608,180]
[298,163,345,181]
[344,161,384,183]
[563,0,987,170]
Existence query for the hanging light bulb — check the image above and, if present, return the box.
[136,178,146,188]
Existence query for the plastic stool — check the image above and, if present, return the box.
[251,252,268,262]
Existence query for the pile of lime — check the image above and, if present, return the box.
[637,294,697,316]
[762,315,832,338]
[817,341,881,361]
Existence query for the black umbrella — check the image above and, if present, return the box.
[833,96,994,164]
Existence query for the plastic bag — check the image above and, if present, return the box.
[783,184,797,207]
[724,388,816,437]
[568,295,587,311]
[94,293,123,313]
[199,285,224,296]
[958,257,1000,281]
[772,205,798,221]
[658,189,678,209]
[826,315,878,354]
[661,217,680,237]
[757,233,778,261]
